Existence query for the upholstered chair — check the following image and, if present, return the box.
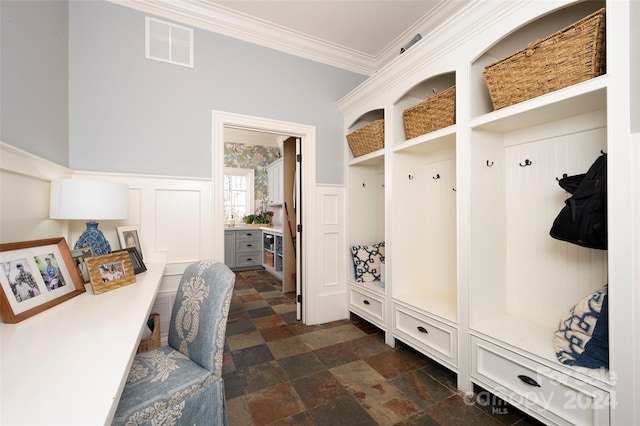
[112,260,235,426]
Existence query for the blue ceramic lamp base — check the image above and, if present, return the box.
[75,221,112,256]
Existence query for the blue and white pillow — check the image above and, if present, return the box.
[554,286,608,369]
[351,242,385,282]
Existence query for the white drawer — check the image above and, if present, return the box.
[471,337,610,426]
[393,304,457,368]
[349,285,384,326]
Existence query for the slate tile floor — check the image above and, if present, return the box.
[223,270,546,426]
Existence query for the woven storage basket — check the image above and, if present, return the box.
[483,8,605,111]
[346,119,384,157]
[137,312,161,353]
[403,86,456,140]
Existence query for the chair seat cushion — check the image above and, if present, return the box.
[113,346,225,425]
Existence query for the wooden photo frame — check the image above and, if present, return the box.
[116,226,144,260]
[86,251,136,295]
[113,247,146,274]
[71,247,94,284]
[0,238,86,323]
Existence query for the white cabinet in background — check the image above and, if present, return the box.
[339,1,637,424]
[266,158,283,205]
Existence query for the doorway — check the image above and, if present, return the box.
[212,111,315,322]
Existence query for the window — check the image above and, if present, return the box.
[224,168,254,223]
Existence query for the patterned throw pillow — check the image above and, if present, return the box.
[351,242,385,282]
[554,286,608,368]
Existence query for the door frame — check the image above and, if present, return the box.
[212,111,315,323]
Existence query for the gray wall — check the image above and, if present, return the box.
[1,0,69,166]
[66,1,366,183]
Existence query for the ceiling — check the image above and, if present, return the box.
[110,0,469,76]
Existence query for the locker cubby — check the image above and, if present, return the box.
[391,133,457,322]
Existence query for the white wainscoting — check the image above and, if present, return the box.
[1,143,350,331]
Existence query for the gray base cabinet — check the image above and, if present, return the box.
[224,228,262,270]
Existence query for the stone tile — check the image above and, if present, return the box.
[277,351,327,380]
[227,396,254,426]
[340,334,390,359]
[232,344,275,370]
[253,315,287,330]
[267,296,293,306]
[227,330,265,351]
[226,318,258,336]
[365,349,424,380]
[267,335,312,359]
[223,370,245,399]
[243,299,270,311]
[390,369,455,409]
[280,311,299,324]
[272,303,298,315]
[288,322,327,335]
[426,395,503,426]
[313,342,359,369]
[329,360,387,391]
[228,309,251,322]
[308,395,377,426]
[239,292,264,303]
[351,381,421,425]
[261,290,285,299]
[266,411,315,426]
[422,363,458,392]
[291,370,349,410]
[247,306,278,319]
[242,360,288,393]
[261,324,296,342]
[297,324,365,350]
[245,382,306,426]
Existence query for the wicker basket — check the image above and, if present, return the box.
[137,313,161,353]
[265,250,274,267]
[483,8,605,111]
[346,119,384,157]
[403,86,456,140]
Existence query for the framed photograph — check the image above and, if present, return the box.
[85,251,136,295]
[117,226,144,260]
[113,247,146,274]
[0,238,86,323]
[71,247,94,284]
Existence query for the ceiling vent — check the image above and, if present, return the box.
[145,17,193,68]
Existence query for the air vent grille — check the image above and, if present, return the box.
[145,17,193,68]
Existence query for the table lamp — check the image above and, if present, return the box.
[49,178,129,255]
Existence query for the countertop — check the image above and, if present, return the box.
[225,225,283,234]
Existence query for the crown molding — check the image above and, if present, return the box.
[108,0,377,75]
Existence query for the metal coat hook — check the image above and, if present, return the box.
[433,174,440,180]
[487,160,494,167]
[362,183,366,187]
[409,174,414,180]
[452,188,456,192]
[601,149,607,154]
[555,173,568,181]
[519,159,532,167]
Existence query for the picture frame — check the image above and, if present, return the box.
[86,251,136,295]
[0,237,86,324]
[116,226,144,260]
[113,247,146,274]
[71,247,94,284]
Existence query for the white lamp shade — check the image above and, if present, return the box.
[49,178,129,220]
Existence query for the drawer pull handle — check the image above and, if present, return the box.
[247,244,253,247]
[518,375,540,387]
[247,258,252,261]
[417,326,428,334]
[363,300,370,305]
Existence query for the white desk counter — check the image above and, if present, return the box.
[0,262,166,426]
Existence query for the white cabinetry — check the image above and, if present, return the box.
[339,1,637,424]
[266,158,283,205]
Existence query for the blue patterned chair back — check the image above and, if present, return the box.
[168,260,235,375]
